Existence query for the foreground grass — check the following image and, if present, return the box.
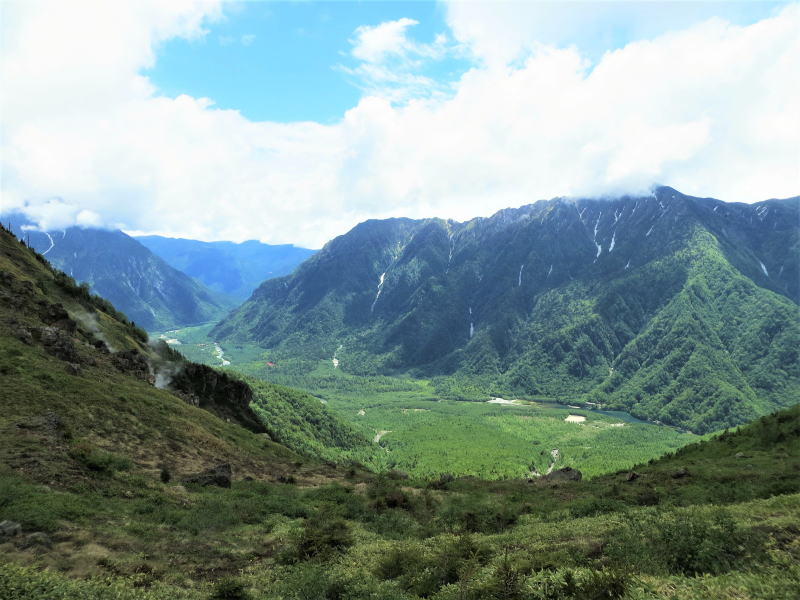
[2,480,799,599]
[2,405,799,598]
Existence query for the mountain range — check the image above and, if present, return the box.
[213,187,800,433]
[1,216,315,331]
[135,235,315,302]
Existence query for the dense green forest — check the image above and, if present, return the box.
[212,189,800,434]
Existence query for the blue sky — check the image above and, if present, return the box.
[146,1,466,123]
[145,1,788,123]
[3,1,798,245]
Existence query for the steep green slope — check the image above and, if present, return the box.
[247,378,374,463]
[136,235,316,302]
[213,188,799,433]
[0,224,366,481]
[3,214,232,330]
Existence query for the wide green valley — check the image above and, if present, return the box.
[153,324,702,480]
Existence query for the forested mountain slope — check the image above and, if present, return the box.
[213,187,800,432]
[2,214,232,330]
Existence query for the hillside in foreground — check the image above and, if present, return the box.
[1,222,799,599]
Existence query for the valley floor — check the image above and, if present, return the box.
[155,325,703,480]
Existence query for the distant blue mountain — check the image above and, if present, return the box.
[135,236,316,302]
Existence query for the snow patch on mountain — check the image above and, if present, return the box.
[469,306,474,339]
[42,232,55,256]
[370,272,386,313]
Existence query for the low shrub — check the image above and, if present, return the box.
[607,507,764,576]
[68,441,132,474]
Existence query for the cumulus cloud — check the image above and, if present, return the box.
[1,0,798,248]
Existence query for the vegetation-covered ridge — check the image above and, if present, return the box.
[213,187,800,433]
[3,213,233,330]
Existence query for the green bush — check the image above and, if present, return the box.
[210,577,249,600]
[608,508,764,576]
[291,509,353,561]
[436,495,517,534]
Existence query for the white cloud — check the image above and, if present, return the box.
[350,17,420,63]
[1,1,798,248]
[339,17,456,102]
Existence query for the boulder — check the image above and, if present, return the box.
[19,532,52,549]
[545,467,582,482]
[65,362,81,376]
[112,349,152,382]
[39,302,77,333]
[39,326,81,363]
[182,464,232,488]
[671,466,690,479]
[0,520,22,540]
[169,363,265,433]
[11,324,33,344]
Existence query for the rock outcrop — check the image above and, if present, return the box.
[182,463,232,488]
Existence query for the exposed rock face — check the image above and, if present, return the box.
[112,349,152,382]
[182,463,232,488]
[544,467,583,482]
[170,363,266,434]
[38,326,81,363]
[39,302,77,333]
